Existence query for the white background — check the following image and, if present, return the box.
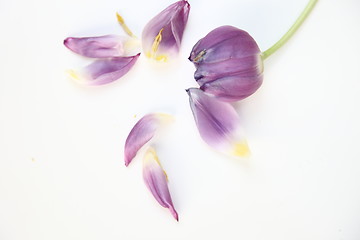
[1,0,360,239]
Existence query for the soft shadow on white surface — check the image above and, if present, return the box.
[1,0,360,239]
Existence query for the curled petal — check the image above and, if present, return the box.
[200,74,263,102]
[68,54,140,85]
[143,147,178,221]
[124,113,173,166]
[194,55,262,83]
[187,88,250,157]
[64,35,133,58]
[189,26,263,102]
[142,0,190,61]
[189,26,260,64]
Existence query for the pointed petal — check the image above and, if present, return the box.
[68,54,140,85]
[64,35,132,58]
[142,0,190,61]
[187,88,250,157]
[143,147,178,221]
[124,113,173,166]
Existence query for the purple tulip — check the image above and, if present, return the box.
[143,147,178,221]
[124,113,173,166]
[187,88,250,157]
[67,54,140,86]
[189,25,264,102]
[142,0,190,61]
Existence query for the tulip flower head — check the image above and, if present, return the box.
[189,0,318,102]
[189,26,264,102]
[142,0,190,61]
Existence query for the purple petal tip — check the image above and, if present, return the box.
[170,207,179,221]
[124,159,130,167]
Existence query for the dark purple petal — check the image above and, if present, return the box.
[187,88,250,156]
[189,26,260,64]
[201,74,264,102]
[142,0,190,60]
[64,35,128,58]
[124,113,173,166]
[143,147,178,221]
[194,55,263,83]
[74,54,140,85]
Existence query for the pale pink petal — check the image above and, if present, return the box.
[143,147,178,221]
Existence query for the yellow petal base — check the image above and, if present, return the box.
[144,147,168,181]
[232,141,250,157]
[66,69,80,80]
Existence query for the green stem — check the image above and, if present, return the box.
[261,0,318,60]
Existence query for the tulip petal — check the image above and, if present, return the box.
[143,147,178,221]
[124,113,173,166]
[64,35,133,58]
[194,55,263,83]
[142,0,190,61]
[68,54,140,85]
[200,74,264,102]
[187,88,250,157]
[189,26,260,64]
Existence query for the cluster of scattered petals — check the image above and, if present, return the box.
[124,113,177,220]
[65,0,318,222]
[65,0,190,220]
[64,0,190,85]
[64,33,140,85]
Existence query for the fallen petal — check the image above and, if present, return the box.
[68,54,140,85]
[64,35,133,58]
[124,113,173,166]
[187,88,250,157]
[142,0,190,61]
[143,147,178,221]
